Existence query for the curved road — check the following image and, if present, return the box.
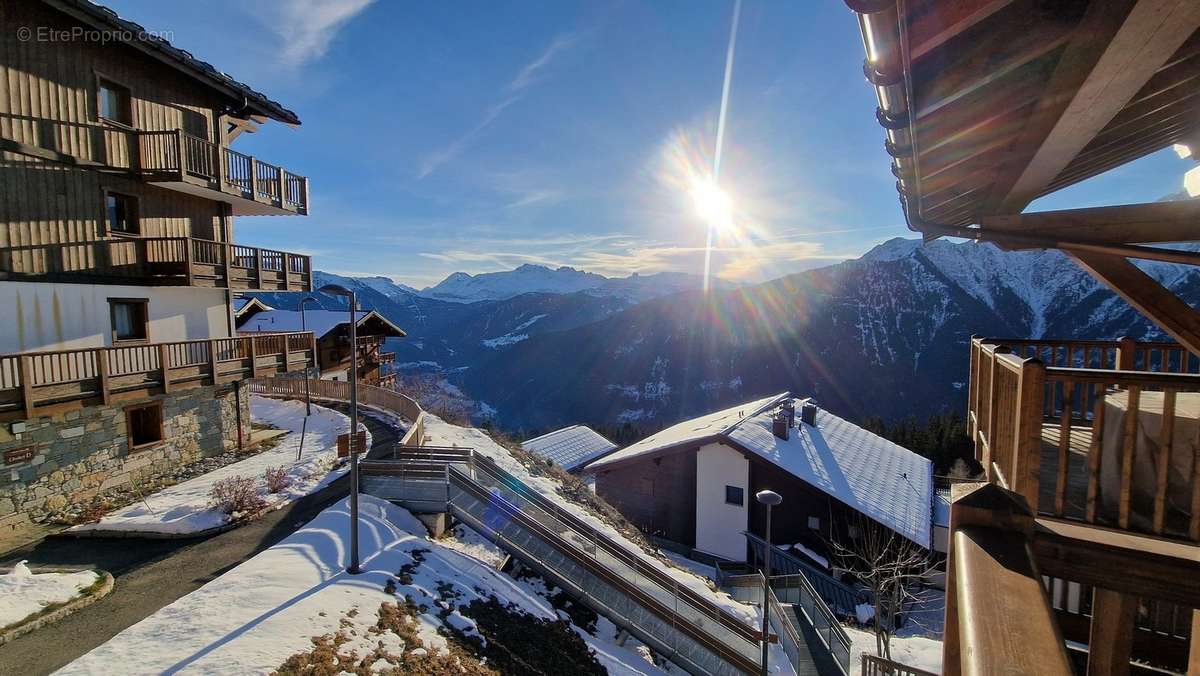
[0,404,399,675]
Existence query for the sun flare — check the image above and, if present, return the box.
[691,177,734,232]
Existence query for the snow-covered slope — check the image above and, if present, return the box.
[419,264,714,303]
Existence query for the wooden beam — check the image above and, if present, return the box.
[1068,251,1200,356]
[1189,610,1200,676]
[1087,588,1137,676]
[1000,0,1200,211]
[982,199,1200,246]
[909,0,1015,62]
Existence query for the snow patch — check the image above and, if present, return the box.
[0,563,100,628]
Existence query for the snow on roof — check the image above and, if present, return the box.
[232,297,273,317]
[933,491,951,528]
[726,404,933,548]
[522,426,618,472]
[238,309,405,339]
[585,393,787,471]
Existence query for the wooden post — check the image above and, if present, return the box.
[159,344,172,393]
[1087,588,1137,676]
[184,237,195,286]
[18,355,34,420]
[1116,336,1136,371]
[282,253,291,290]
[97,349,110,406]
[277,169,286,208]
[254,247,263,290]
[248,336,259,378]
[209,339,220,385]
[983,346,1010,481]
[248,157,258,200]
[1188,610,1200,676]
[174,129,186,180]
[1011,357,1046,506]
[301,176,310,215]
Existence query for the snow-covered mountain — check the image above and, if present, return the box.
[417,264,716,303]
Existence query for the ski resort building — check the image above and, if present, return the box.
[521,425,619,472]
[237,307,405,389]
[584,393,933,563]
[0,0,316,534]
[847,0,1200,673]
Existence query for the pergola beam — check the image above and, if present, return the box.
[1001,0,1200,212]
[981,199,1200,246]
[1068,250,1200,356]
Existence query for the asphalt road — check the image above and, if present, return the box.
[0,404,399,675]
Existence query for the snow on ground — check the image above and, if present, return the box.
[62,495,667,675]
[847,627,943,674]
[660,550,717,581]
[0,562,100,628]
[778,542,829,570]
[420,414,758,624]
[69,397,364,536]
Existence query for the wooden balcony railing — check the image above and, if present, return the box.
[961,337,1200,674]
[861,654,937,676]
[0,332,314,421]
[967,337,1200,542]
[0,237,311,292]
[137,129,308,215]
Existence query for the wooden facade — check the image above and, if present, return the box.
[845,2,1200,673]
[0,0,311,292]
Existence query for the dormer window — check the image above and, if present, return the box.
[97,77,132,126]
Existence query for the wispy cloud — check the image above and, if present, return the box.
[270,0,375,68]
[418,31,578,178]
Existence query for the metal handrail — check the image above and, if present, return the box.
[744,531,867,614]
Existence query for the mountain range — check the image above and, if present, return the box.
[248,238,1200,432]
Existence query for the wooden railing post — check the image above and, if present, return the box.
[209,339,220,385]
[184,237,195,286]
[301,176,310,215]
[254,247,263,290]
[1116,336,1136,371]
[1087,588,1137,676]
[221,241,232,289]
[983,346,1010,480]
[174,129,186,179]
[1010,357,1046,506]
[282,253,291,290]
[97,349,110,406]
[248,157,258,198]
[159,344,172,393]
[18,355,34,419]
[277,169,286,208]
[248,336,259,378]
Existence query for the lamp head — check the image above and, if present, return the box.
[756,490,782,507]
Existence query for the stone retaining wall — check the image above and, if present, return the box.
[0,383,249,533]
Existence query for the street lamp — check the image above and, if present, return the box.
[756,489,782,676]
[319,283,361,575]
[298,296,318,417]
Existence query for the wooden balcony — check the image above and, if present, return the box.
[138,130,308,216]
[950,337,1200,675]
[0,332,315,421]
[0,237,311,292]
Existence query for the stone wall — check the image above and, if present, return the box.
[0,383,249,533]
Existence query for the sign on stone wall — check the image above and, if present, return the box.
[4,447,34,465]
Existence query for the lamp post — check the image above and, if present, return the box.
[319,283,361,574]
[756,489,782,676]
[298,296,318,417]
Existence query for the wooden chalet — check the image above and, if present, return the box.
[846,0,1200,673]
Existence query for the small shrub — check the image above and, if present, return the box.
[74,499,110,525]
[208,475,266,516]
[264,466,292,493]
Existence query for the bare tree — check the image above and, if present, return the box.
[827,514,938,661]
[396,374,474,424]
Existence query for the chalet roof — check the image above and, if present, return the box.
[847,1,1200,237]
[521,426,619,472]
[232,297,274,319]
[45,0,301,125]
[238,309,406,340]
[586,392,933,548]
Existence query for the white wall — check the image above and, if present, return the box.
[695,441,749,562]
[0,281,231,353]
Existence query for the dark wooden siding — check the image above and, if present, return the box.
[595,450,697,547]
[0,1,234,256]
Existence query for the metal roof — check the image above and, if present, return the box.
[521,426,619,472]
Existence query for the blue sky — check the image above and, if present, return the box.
[108,0,1193,289]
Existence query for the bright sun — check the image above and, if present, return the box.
[690,177,734,232]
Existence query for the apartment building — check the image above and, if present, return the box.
[0,0,315,534]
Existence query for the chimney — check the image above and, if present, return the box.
[772,410,790,440]
[800,402,818,427]
[781,398,796,427]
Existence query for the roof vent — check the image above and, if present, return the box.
[772,410,790,441]
[800,402,818,427]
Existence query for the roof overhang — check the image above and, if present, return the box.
[43,0,301,126]
[846,0,1200,238]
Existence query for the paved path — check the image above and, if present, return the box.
[0,406,399,675]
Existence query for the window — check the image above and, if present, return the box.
[807,516,821,530]
[105,191,139,234]
[724,485,744,506]
[97,77,132,126]
[125,402,163,451]
[109,298,149,343]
